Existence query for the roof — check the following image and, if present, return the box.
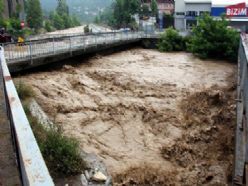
[143,0,174,3]
[184,0,211,3]
[212,0,248,7]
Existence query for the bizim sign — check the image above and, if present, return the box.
[226,3,247,16]
[211,1,248,17]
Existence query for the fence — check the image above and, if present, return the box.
[1,31,158,63]
[0,46,54,185]
[234,34,248,185]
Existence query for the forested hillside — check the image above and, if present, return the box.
[41,0,112,22]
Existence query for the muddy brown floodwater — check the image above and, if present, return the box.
[16,49,236,185]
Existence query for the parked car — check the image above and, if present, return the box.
[0,28,12,43]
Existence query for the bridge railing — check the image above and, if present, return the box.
[0,46,54,185]
[2,31,146,63]
[234,34,248,185]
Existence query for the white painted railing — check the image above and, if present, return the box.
[0,46,54,186]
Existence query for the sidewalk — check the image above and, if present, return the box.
[0,63,21,185]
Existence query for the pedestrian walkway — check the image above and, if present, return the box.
[0,61,21,185]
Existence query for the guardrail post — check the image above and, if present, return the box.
[52,37,55,54]
[29,42,33,65]
[69,36,72,56]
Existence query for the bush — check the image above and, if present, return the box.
[188,14,239,61]
[84,25,90,33]
[40,128,86,177]
[183,35,193,52]
[158,27,185,52]
[25,107,86,177]
[16,82,35,100]
[18,84,86,178]
[44,20,53,32]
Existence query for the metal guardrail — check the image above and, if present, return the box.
[0,47,54,185]
[234,34,248,185]
[1,31,159,63]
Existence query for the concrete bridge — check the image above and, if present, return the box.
[2,31,159,72]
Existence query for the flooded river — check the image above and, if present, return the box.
[16,49,236,185]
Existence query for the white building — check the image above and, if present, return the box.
[175,0,248,31]
[174,0,211,31]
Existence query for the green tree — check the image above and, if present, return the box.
[15,3,22,18]
[26,0,43,31]
[151,0,158,16]
[0,0,4,18]
[44,20,53,32]
[49,0,80,30]
[56,0,69,16]
[158,27,185,52]
[94,16,100,24]
[188,14,239,61]
[51,12,65,30]
[71,15,81,27]
[62,14,73,28]
[112,0,140,29]
[129,0,141,14]
[0,0,5,27]
[140,4,150,17]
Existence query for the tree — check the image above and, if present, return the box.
[158,27,185,52]
[188,14,239,61]
[129,0,141,14]
[48,1,80,31]
[94,16,100,24]
[151,0,158,16]
[140,4,150,17]
[112,0,141,28]
[0,0,3,18]
[56,0,69,16]
[44,20,53,32]
[50,12,65,30]
[71,15,81,27]
[26,0,43,31]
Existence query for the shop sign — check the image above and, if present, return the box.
[226,2,247,16]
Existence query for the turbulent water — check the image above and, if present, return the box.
[15,49,236,185]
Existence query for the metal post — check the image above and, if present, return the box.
[53,37,55,54]
[69,36,72,56]
[29,42,33,65]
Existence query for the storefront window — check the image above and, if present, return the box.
[186,11,198,17]
[176,12,185,16]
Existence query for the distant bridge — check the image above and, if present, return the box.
[2,31,159,72]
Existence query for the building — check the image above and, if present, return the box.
[142,0,174,15]
[174,0,211,31]
[3,0,25,19]
[175,0,248,31]
[211,0,248,31]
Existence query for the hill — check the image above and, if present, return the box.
[41,0,113,23]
